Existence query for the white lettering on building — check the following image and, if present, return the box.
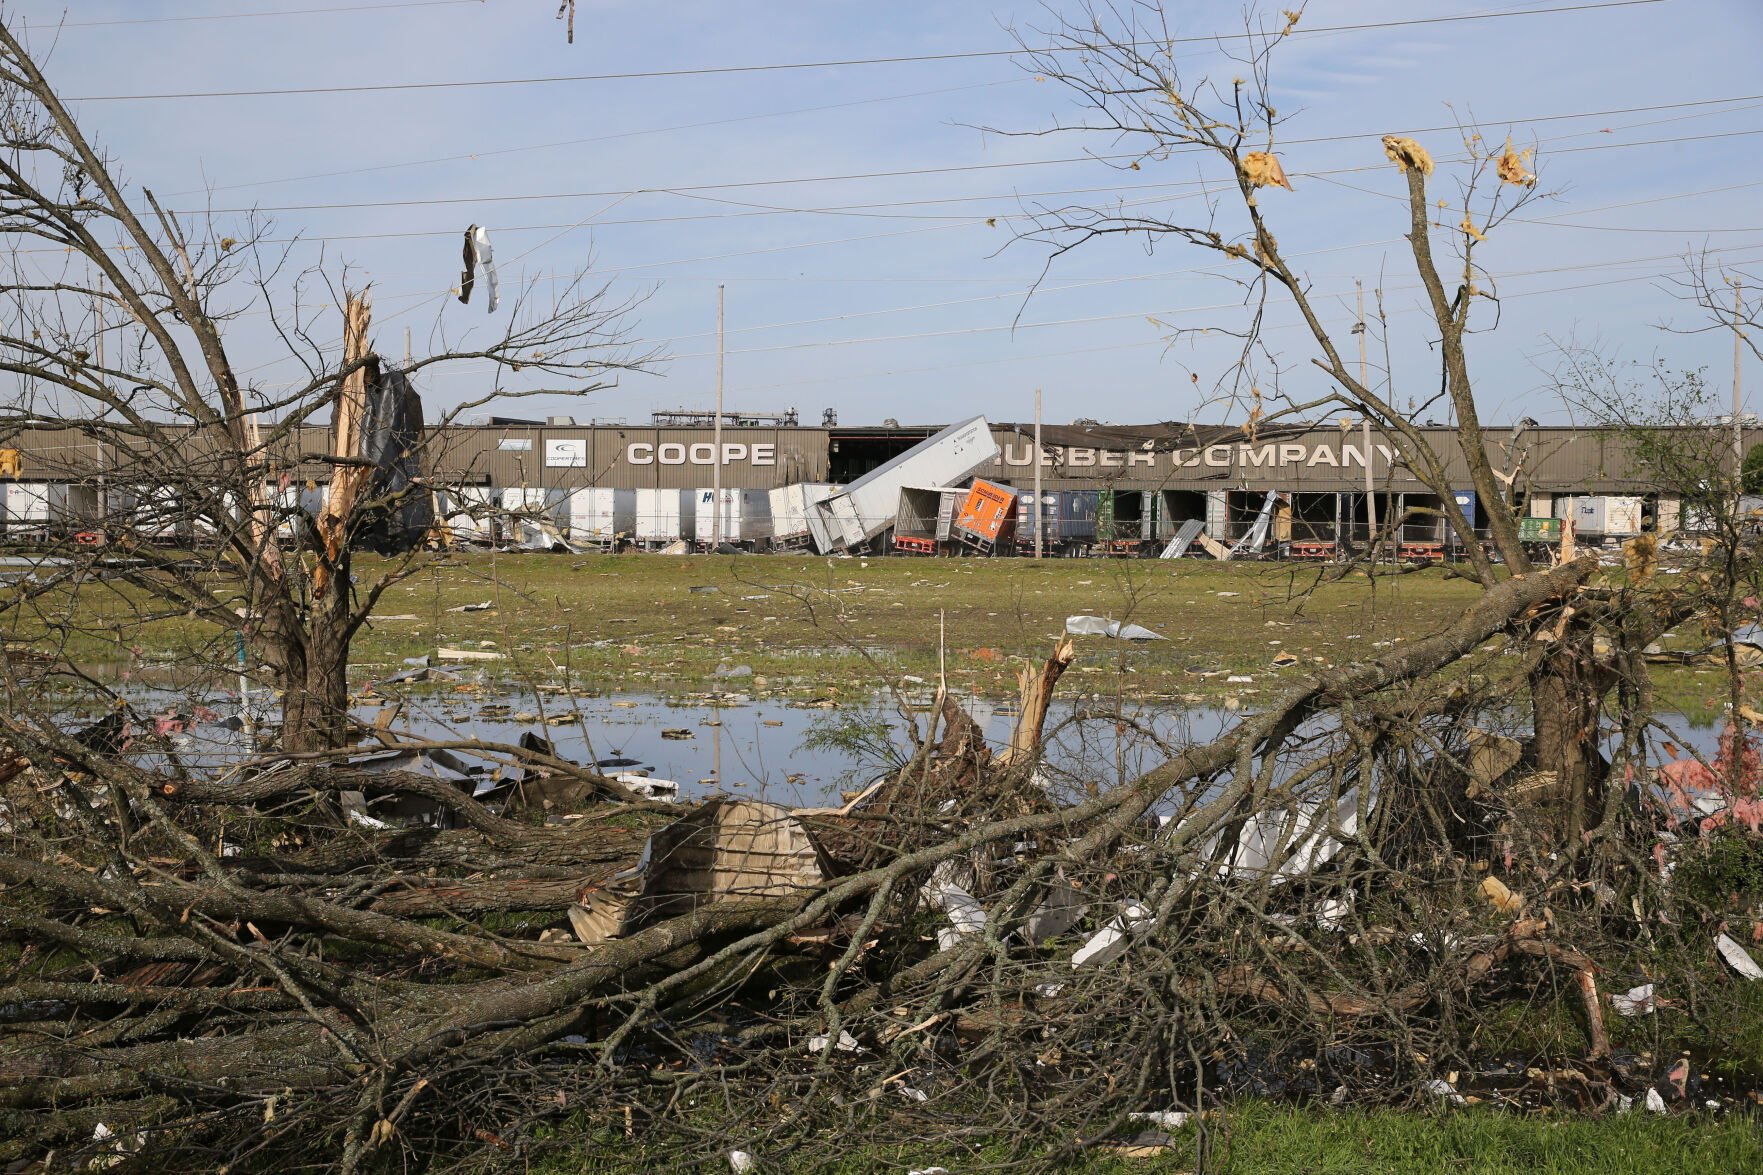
[625,441,779,467]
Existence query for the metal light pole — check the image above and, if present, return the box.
[1357,283,1377,553]
[1034,388,1044,560]
[713,283,724,548]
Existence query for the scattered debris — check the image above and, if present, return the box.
[1611,983,1656,1016]
[447,600,492,612]
[1422,1078,1467,1106]
[1480,876,1525,915]
[437,646,505,662]
[806,1030,858,1054]
[660,728,695,740]
[1072,901,1153,968]
[1716,932,1763,980]
[568,799,832,944]
[612,772,681,802]
[1128,1110,1191,1129]
[1065,615,1166,641]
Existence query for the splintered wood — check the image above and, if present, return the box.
[315,292,372,596]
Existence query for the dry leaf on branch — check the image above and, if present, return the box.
[1497,137,1536,186]
[1382,135,1434,176]
[1242,151,1294,191]
[1460,215,1487,243]
[1243,388,1265,439]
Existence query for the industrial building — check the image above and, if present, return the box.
[0,416,1725,558]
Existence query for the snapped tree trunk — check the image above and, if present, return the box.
[1528,621,1610,847]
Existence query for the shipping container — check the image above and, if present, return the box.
[1519,516,1563,543]
[952,479,1016,549]
[3,482,53,528]
[690,488,772,546]
[1570,494,1644,537]
[1014,491,1058,553]
[635,488,695,545]
[1056,490,1099,542]
[566,487,636,544]
[768,482,836,547]
[1398,493,1445,546]
[1097,489,1149,545]
[501,487,569,549]
[809,417,998,551]
[436,487,498,544]
[1150,489,1208,541]
[1449,490,1479,540]
[893,486,943,554]
[272,481,326,540]
[934,486,964,542]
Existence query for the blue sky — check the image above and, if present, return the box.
[6,0,1759,427]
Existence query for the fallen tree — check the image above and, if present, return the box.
[9,556,1705,1172]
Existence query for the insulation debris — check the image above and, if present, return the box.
[1381,135,1434,176]
[1496,137,1536,186]
[1241,150,1294,190]
[1480,876,1525,915]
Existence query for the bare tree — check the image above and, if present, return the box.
[1664,250,1761,362]
[0,20,650,753]
[1000,0,1657,843]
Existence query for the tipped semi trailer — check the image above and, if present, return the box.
[808,417,999,553]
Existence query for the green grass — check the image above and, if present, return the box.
[5,550,1492,701]
[5,547,1745,719]
[545,1102,1763,1173]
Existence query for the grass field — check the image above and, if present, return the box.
[4,550,1745,720]
[551,1101,1763,1173]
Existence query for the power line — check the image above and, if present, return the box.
[170,79,1023,198]
[17,0,483,28]
[182,93,1763,216]
[63,1,1667,103]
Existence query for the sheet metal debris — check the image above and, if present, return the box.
[1064,615,1165,641]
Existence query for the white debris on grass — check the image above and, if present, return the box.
[1072,901,1153,968]
[1715,932,1763,980]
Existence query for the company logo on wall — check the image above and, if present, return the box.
[545,439,587,468]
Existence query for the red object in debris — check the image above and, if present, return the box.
[1657,724,1763,834]
[74,530,105,546]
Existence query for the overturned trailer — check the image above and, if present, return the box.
[808,417,997,553]
[769,482,837,549]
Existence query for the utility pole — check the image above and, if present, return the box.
[1357,282,1377,554]
[1735,279,1745,491]
[1034,388,1044,560]
[713,283,725,549]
